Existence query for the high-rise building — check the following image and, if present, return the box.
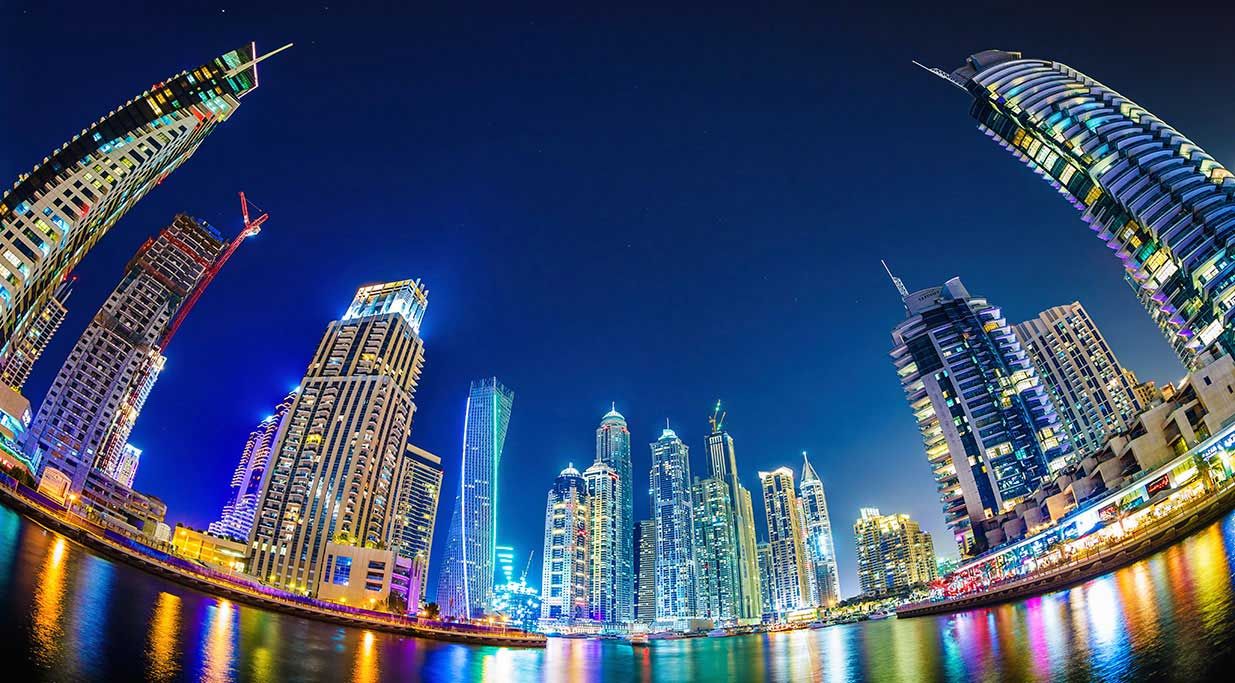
[595,404,633,622]
[0,43,279,352]
[437,377,514,619]
[30,215,226,507]
[797,453,840,608]
[0,277,73,391]
[705,402,762,621]
[210,390,296,542]
[635,519,656,624]
[759,467,809,614]
[248,279,428,595]
[583,460,621,624]
[649,423,694,625]
[1015,302,1143,457]
[394,443,443,606]
[933,50,1235,370]
[853,508,938,597]
[539,464,589,627]
[109,444,142,489]
[755,541,774,617]
[1127,369,1161,408]
[691,476,738,622]
[889,275,1070,556]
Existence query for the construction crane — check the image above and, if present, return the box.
[158,192,268,349]
[520,551,535,584]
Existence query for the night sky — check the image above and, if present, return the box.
[4,2,1234,598]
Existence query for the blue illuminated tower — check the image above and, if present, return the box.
[436,377,514,619]
[649,422,695,626]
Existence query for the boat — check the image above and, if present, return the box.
[707,628,729,638]
[868,611,894,620]
[808,621,828,630]
[628,632,650,646]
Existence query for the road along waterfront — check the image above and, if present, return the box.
[0,481,543,649]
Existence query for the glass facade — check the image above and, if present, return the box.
[948,50,1235,370]
[594,406,633,623]
[890,277,1070,556]
[210,390,296,542]
[797,453,840,607]
[758,467,809,614]
[436,377,514,619]
[691,476,739,622]
[539,465,589,626]
[649,425,694,625]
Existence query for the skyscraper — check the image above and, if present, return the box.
[595,405,633,622]
[248,279,428,594]
[759,467,809,614]
[797,453,840,608]
[691,476,738,622]
[0,277,72,391]
[1015,302,1143,457]
[437,377,515,619]
[853,508,938,597]
[539,464,589,627]
[649,423,694,626]
[889,275,1070,555]
[210,390,296,542]
[0,43,279,352]
[635,519,656,624]
[111,444,142,489]
[933,50,1235,370]
[755,541,774,617]
[583,460,621,624]
[31,215,226,507]
[704,402,763,622]
[393,443,443,606]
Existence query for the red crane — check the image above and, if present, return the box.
[158,192,269,349]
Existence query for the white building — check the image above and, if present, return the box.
[759,467,809,614]
[650,424,695,627]
[539,464,590,628]
[583,460,621,624]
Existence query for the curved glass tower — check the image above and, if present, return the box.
[936,50,1235,370]
[437,377,514,619]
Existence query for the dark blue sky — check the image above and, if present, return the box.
[4,2,1233,597]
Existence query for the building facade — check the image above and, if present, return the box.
[705,404,763,621]
[393,443,442,606]
[853,508,938,597]
[937,50,1235,371]
[0,277,72,391]
[797,453,840,608]
[248,280,428,595]
[583,460,621,624]
[30,215,225,507]
[209,390,296,542]
[890,276,1070,556]
[539,465,590,627]
[691,476,739,622]
[759,467,809,614]
[756,541,774,617]
[1015,302,1143,457]
[437,377,515,619]
[649,424,694,625]
[634,518,656,624]
[595,405,634,622]
[110,444,141,489]
[0,44,268,351]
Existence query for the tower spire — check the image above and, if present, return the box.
[882,259,910,299]
[802,450,820,482]
[911,60,967,91]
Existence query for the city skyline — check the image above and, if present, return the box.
[7,7,1219,601]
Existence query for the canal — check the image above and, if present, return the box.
[2,503,1235,681]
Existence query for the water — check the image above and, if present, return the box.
[2,503,1235,682]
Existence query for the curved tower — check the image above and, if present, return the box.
[0,43,281,356]
[933,50,1235,370]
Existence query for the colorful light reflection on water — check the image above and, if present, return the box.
[3,504,1235,681]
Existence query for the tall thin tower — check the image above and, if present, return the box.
[437,377,515,619]
[650,422,694,626]
[798,452,840,607]
[0,43,286,353]
[705,402,762,622]
[595,404,633,622]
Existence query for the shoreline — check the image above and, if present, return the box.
[0,484,545,648]
[898,484,1235,619]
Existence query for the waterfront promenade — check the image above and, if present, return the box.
[900,477,1235,618]
[0,481,545,648]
